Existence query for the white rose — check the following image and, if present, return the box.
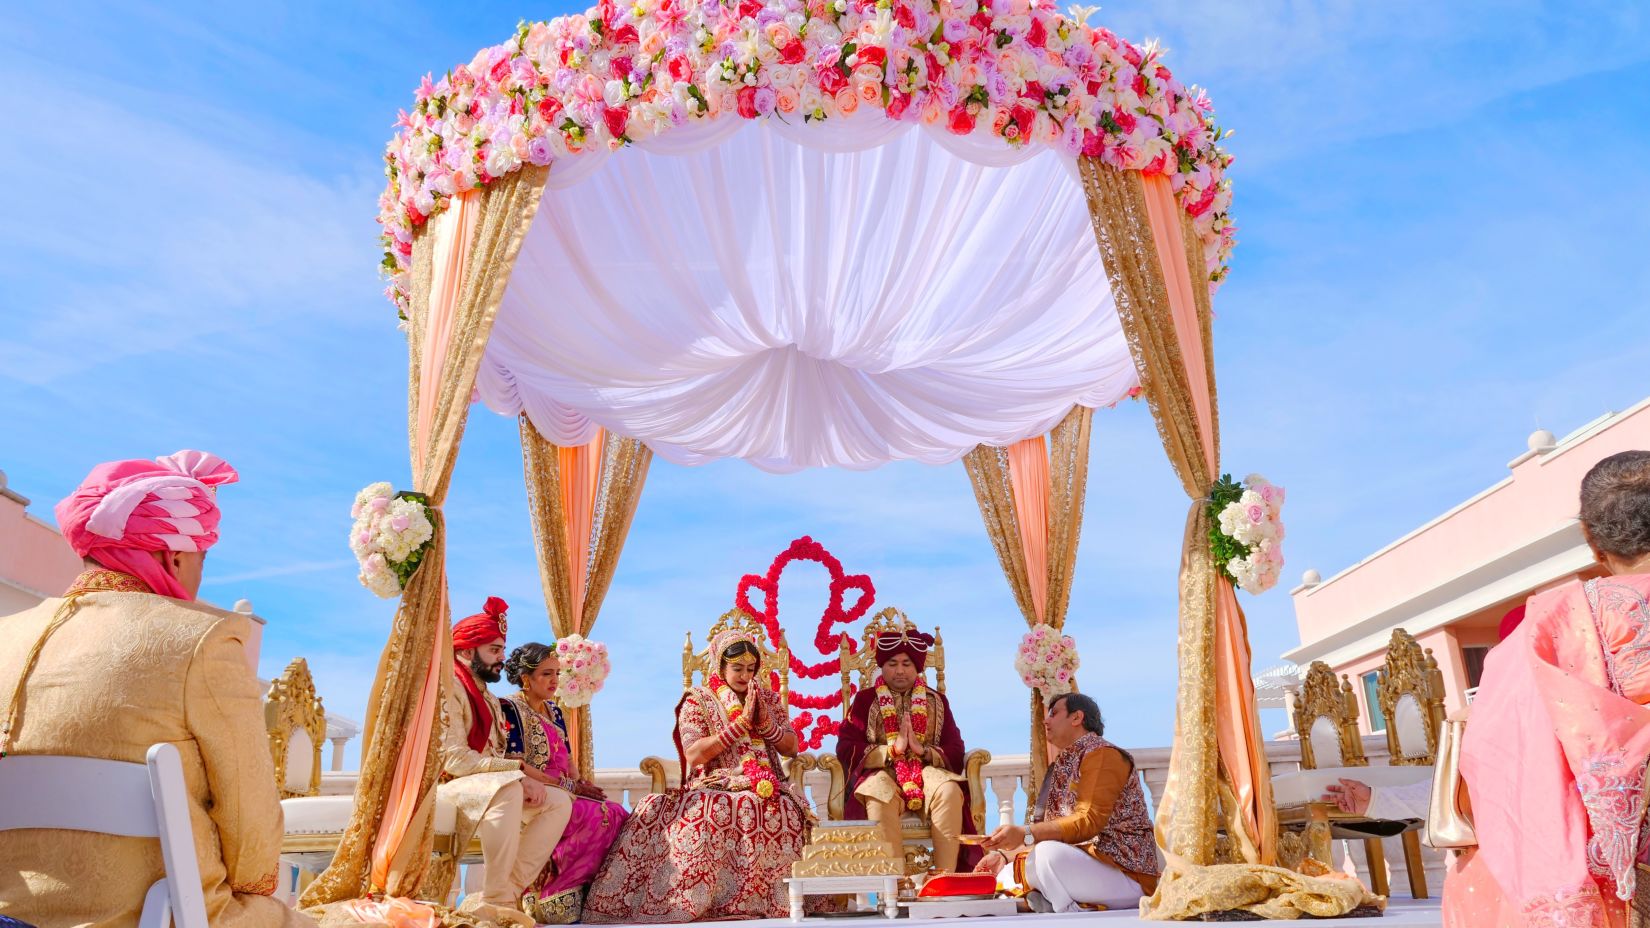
[604,79,629,106]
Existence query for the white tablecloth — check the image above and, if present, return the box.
[1270,765,1432,808]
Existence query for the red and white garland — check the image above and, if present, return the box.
[877,678,930,811]
[709,673,780,799]
[734,535,877,750]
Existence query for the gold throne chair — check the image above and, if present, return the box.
[639,609,817,793]
[816,607,992,874]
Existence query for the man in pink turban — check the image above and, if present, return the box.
[0,452,313,928]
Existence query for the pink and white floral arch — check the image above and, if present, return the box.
[379,0,1234,471]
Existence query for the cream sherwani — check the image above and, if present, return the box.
[437,675,571,907]
[0,590,312,928]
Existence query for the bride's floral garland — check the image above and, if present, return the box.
[709,674,780,799]
[378,0,1235,310]
[876,677,929,811]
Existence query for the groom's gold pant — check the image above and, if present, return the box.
[863,776,964,872]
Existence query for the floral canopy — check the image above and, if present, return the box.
[304,0,1285,917]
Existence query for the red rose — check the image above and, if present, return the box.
[538,96,564,121]
[736,85,760,118]
[489,56,511,83]
[1081,129,1104,157]
[925,52,943,80]
[611,56,633,79]
[1009,103,1035,139]
[1114,109,1136,133]
[893,4,915,27]
[779,40,806,65]
[856,45,886,67]
[603,105,629,138]
[1132,72,1148,96]
[886,91,912,120]
[667,53,693,82]
[1027,18,1047,48]
[738,0,762,17]
[947,104,976,135]
[970,9,992,31]
[612,23,639,45]
[1024,80,1045,102]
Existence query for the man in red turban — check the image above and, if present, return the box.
[0,452,312,928]
[835,623,977,872]
[438,597,571,927]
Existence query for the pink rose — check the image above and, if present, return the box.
[834,88,859,114]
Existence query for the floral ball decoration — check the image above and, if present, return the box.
[555,634,612,707]
[377,0,1236,311]
[1208,472,1286,595]
[1014,625,1079,697]
[349,482,436,598]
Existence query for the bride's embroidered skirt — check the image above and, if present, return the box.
[583,786,810,923]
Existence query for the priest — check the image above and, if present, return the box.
[835,627,977,872]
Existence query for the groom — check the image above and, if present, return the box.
[835,627,976,872]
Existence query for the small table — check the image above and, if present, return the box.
[784,875,902,922]
[1271,766,1434,899]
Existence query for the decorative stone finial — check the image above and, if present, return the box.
[233,599,254,614]
[1527,429,1557,453]
[1301,568,1322,586]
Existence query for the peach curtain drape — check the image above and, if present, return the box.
[963,405,1093,795]
[520,417,653,781]
[1079,159,1275,868]
[301,167,551,908]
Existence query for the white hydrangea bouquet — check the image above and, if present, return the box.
[555,634,611,708]
[349,482,436,598]
[1209,473,1286,594]
[1015,625,1080,697]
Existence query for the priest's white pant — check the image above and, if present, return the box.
[1024,841,1142,913]
[479,781,573,906]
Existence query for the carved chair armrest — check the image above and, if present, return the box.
[787,752,818,790]
[639,756,670,794]
[964,749,992,834]
[817,754,847,820]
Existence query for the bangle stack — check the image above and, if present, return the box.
[757,715,786,742]
[717,725,743,750]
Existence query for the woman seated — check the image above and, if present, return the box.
[1443,450,1650,927]
[498,643,629,925]
[583,628,814,923]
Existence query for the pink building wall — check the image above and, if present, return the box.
[1286,398,1650,731]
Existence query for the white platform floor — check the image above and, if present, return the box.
[591,897,1443,927]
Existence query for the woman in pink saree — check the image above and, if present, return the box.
[1445,450,1650,927]
[499,643,629,925]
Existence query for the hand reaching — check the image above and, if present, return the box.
[521,777,547,808]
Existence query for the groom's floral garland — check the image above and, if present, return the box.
[1208,473,1286,595]
[877,678,929,811]
[378,0,1235,310]
[349,482,436,598]
[710,673,780,798]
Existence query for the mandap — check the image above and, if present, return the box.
[307,0,1277,913]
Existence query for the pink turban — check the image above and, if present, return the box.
[54,450,239,599]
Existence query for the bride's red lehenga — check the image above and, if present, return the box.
[583,683,814,923]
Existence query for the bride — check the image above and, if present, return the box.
[582,626,814,923]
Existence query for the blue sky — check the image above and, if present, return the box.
[3,2,1647,769]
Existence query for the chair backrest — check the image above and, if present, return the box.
[1377,629,1446,765]
[265,657,326,798]
[0,743,209,928]
[837,607,946,719]
[1292,661,1367,769]
[681,609,792,713]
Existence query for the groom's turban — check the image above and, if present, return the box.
[55,450,239,600]
[874,627,934,672]
[453,596,509,650]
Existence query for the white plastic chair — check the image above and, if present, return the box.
[0,743,209,928]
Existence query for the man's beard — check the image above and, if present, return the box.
[470,654,502,684]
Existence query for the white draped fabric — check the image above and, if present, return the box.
[476,112,1135,472]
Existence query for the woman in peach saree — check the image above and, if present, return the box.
[1445,450,1650,928]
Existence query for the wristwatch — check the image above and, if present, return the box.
[1023,830,1035,846]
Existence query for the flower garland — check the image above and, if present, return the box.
[709,673,780,798]
[555,634,611,707]
[348,482,436,598]
[876,678,929,811]
[1208,472,1286,595]
[377,0,1234,311]
[1014,626,1078,696]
